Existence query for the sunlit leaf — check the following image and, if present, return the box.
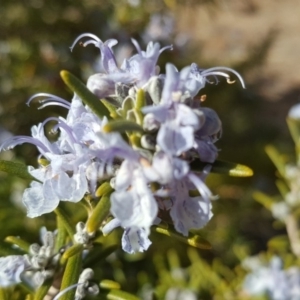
[99,279,121,290]
[153,225,211,250]
[190,159,253,177]
[265,145,287,178]
[60,70,110,119]
[102,120,144,134]
[0,160,36,181]
[34,279,53,300]
[253,191,276,209]
[4,236,30,252]
[54,207,75,241]
[268,235,290,252]
[100,289,140,300]
[59,252,82,300]
[86,194,111,234]
[62,244,83,260]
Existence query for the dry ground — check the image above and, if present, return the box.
[177,0,300,102]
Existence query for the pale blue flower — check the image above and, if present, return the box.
[71,33,119,74]
[71,33,171,90]
[288,103,300,119]
[122,227,152,254]
[0,32,247,255]
[187,63,245,97]
[0,255,30,287]
[169,176,213,236]
[142,64,203,156]
[111,160,158,233]
[0,229,59,288]
[243,256,300,300]
[120,39,172,87]
[102,219,152,254]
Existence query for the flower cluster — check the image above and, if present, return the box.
[0,229,60,288]
[0,33,244,254]
[243,256,300,300]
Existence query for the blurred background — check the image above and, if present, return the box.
[1,0,300,298]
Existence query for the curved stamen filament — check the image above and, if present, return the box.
[201,67,246,88]
[0,136,49,154]
[27,93,71,111]
[42,117,77,145]
[70,33,101,52]
[159,44,173,53]
[53,283,84,300]
[38,101,71,110]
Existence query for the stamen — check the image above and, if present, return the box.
[42,117,77,145]
[200,95,207,102]
[203,71,230,78]
[201,67,246,88]
[38,102,71,110]
[227,79,236,84]
[159,44,173,54]
[27,93,70,108]
[53,283,83,300]
[70,33,101,52]
[0,136,49,154]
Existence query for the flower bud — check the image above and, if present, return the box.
[87,73,115,99]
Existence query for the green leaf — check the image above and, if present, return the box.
[265,145,286,178]
[4,236,30,252]
[100,289,140,300]
[102,120,144,134]
[0,241,25,256]
[95,181,113,198]
[54,207,75,241]
[121,97,135,118]
[190,159,253,177]
[153,225,211,250]
[287,117,300,146]
[59,251,82,300]
[135,89,146,110]
[268,235,290,252]
[83,244,118,268]
[34,279,53,300]
[60,70,110,119]
[55,215,69,252]
[99,279,121,290]
[276,179,289,198]
[101,99,119,119]
[0,160,36,181]
[0,288,9,300]
[62,244,84,260]
[86,194,111,234]
[253,191,275,209]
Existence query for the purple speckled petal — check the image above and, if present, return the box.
[122,227,151,254]
[169,179,213,236]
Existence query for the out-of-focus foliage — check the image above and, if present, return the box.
[1,0,298,299]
